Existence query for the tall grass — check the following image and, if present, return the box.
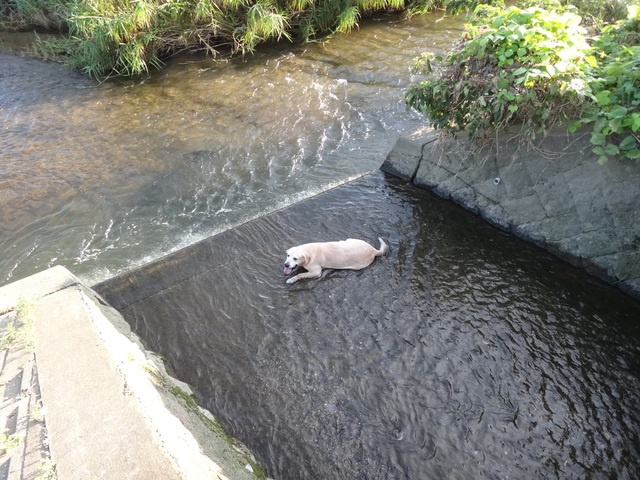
[1,0,633,79]
[3,0,413,78]
[516,0,631,25]
[0,0,68,30]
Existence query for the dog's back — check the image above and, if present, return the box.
[285,237,387,283]
[313,238,386,270]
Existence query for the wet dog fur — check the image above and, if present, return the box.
[283,238,388,284]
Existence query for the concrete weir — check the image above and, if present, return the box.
[1,129,638,479]
[381,127,640,300]
[0,266,265,480]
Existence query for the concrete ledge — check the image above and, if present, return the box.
[381,128,640,300]
[0,266,266,480]
[380,127,437,181]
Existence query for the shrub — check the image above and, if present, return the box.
[405,3,640,163]
[405,5,593,141]
[570,5,640,163]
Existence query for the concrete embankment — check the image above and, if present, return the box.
[0,266,266,480]
[1,127,637,479]
[381,127,640,300]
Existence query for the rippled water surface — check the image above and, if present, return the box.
[1,12,462,286]
[97,172,640,480]
[4,10,640,480]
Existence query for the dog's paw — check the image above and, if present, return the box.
[286,277,296,284]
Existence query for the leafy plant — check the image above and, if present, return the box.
[0,297,36,350]
[569,5,640,163]
[0,430,23,455]
[405,5,592,142]
[36,455,57,480]
[405,3,640,163]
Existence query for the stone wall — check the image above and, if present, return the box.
[381,127,640,300]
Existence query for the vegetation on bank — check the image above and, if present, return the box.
[405,0,640,163]
[0,0,457,79]
[2,0,638,162]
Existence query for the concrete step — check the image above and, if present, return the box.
[0,265,267,480]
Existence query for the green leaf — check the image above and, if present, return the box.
[625,149,640,160]
[595,91,611,106]
[604,144,619,156]
[512,67,527,76]
[594,117,607,133]
[619,136,637,151]
[568,121,581,133]
[590,133,606,146]
[597,155,608,165]
[585,55,598,67]
[517,47,527,57]
[608,106,628,119]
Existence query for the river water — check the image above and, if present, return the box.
[0,12,460,287]
[96,171,640,479]
[3,10,640,480]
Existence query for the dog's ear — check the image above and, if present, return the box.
[299,251,309,267]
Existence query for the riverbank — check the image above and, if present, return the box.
[3,169,639,479]
[0,266,266,480]
[381,127,640,300]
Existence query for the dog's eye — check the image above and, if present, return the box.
[293,257,298,261]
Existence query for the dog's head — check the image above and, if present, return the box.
[284,246,308,275]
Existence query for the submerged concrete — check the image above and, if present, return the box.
[0,266,265,480]
[382,127,640,300]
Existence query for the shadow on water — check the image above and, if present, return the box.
[96,172,640,480]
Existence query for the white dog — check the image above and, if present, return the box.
[283,237,388,284]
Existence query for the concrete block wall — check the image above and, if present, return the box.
[381,127,640,300]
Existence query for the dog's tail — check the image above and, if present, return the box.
[377,237,389,256]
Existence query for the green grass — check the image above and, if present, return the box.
[1,0,417,79]
[0,297,36,351]
[0,430,23,456]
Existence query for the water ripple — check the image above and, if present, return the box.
[97,173,640,480]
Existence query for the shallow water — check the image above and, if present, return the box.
[96,172,640,480]
[4,10,640,479]
[0,12,462,287]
